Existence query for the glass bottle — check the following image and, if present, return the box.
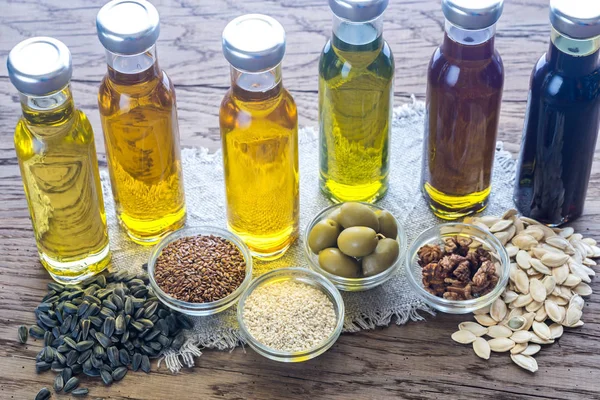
[220,15,299,260]
[97,0,186,244]
[421,0,505,219]
[7,37,111,284]
[514,2,600,226]
[319,0,394,203]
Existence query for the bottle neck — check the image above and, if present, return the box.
[20,85,76,133]
[548,27,600,75]
[105,44,161,84]
[230,64,283,101]
[332,14,383,49]
[442,20,496,60]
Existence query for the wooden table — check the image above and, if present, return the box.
[1,1,599,399]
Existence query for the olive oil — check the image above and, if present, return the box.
[98,64,186,244]
[220,15,299,260]
[319,15,394,203]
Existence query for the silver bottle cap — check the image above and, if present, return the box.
[7,37,72,96]
[222,14,286,72]
[442,0,504,30]
[550,0,600,40]
[328,0,388,22]
[96,0,160,55]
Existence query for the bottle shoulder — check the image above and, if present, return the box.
[428,47,504,88]
[319,38,394,78]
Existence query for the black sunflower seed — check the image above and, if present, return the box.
[103,317,115,337]
[70,314,79,332]
[81,319,90,340]
[130,321,144,331]
[93,344,105,358]
[100,307,116,319]
[156,319,169,336]
[115,314,125,335]
[137,319,154,329]
[48,282,64,292]
[112,366,128,381]
[96,274,107,288]
[177,315,193,330]
[66,350,78,366]
[119,348,130,365]
[17,325,28,344]
[100,368,113,385]
[83,367,100,377]
[37,302,53,312]
[90,316,103,328]
[124,297,134,315]
[141,355,151,373]
[51,360,65,372]
[68,290,84,300]
[134,307,144,320]
[71,364,83,374]
[171,334,185,350]
[44,347,55,363]
[55,309,64,324]
[55,351,67,365]
[95,332,111,348]
[76,340,94,352]
[35,361,51,373]
[35,387,51,400]
[107,346,119,366]
[43,331,53,347]
[132,353,142,371]
[82,357,93,371]
[77,301,90,317]
[63,302,79,314]
[63,377,79,393]
[78,349,93,364]
[144,328,161,342]
[60,314,72,334]
[62,367,72,382]
[72,387,89,396]
[91,354,104,369]
[63,336,77,349]
[112,294,124,310]
[120,329,130,344]
[38,313,57,328]
[52,326,60,339]
[124,341,134,352]
[57,344,70,353]
[54,373,64,392]
[143,302,158,318]
[157,334,172,348]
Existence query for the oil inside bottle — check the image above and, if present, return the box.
[220,68,299,260]
[319,21,394,203]
[422,25,504,219]
[98,54,186,244]
[15,88,111,283]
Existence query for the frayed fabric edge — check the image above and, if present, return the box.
[158,303,435,374]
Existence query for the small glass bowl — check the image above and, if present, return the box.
[237,267,345,363]
[147,226,253,316]
[405,223,510,314]
[303,203,407,291]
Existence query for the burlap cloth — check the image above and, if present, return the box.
[100,98,517,372]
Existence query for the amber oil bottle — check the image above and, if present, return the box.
[97,0,186,244]
[8,37,111,284]
[220,15,299,260]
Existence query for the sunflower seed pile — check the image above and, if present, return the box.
[451,210,599,372]
[21,269,192,398]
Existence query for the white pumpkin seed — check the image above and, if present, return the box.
[505,244,519,258]
[569,294,584,310]
[544,300,562,323]
[569,263,592,282]
[534,306,547,322]
[559,227,574,238]
[542,276,556,295]
[506,316,526,331]
[514,270,530,294]
[583,257,597,266]
[490,298,508,322]
[511,354,538,372]
[529,334,554,345]
[529,279,546,303]
[513,293,533,308]
[564,306,583,327]
[490,219,513,233]
[451,330,477,344]
[525,300,543,312]
[494,231,510,246]
[513,217,525,234]
[458,322,488,337]
[473,304,492,315]
[530,259,552,275]
[531,247,548,259]
[510,342,527,354]
[532,321,552,340]
[552,264,570,285]
[582,237,597,246]
[522,312,535,331]
[569,233,584,241]
[488,338,515,352]
[503,290,518,304]
[545,236,570,250]
[524,227,545,241]
[480,216,502,227]
[474,314,498,327]
[521,344,541,356]
[541,252,570,267]
[573,283,592,297]
[562,274,582,288]
[516,250,532,270]
[548,294,569,306]
[566,319,584,328]
[510,330,532,344]
[472,337,491,360]
[487,325,513,338]
[549,323,563,339]
[512,234,537,250]
[502,209,518,220]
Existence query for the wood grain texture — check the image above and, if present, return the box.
[1,0,600,399]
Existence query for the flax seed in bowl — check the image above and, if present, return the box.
[147,226,253,316]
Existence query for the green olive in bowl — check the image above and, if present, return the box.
[318,248,361,278]
[337,226,378,258]
[337,202,379,231]
[361,238,400,277]
[308,219,341,254]
[375,210,398,240]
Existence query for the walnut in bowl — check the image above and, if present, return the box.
[405,223,510,314]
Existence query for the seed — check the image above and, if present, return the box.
[510,330,532,344]
[81,319,91,340]
[488,338,515,352]
[103,317,116,338]
[63,376,79,393]
[124,297,134,315]
[528,279,546,303]
[132,353,142,371]
[532,322,552,340]
[64,336,77,349]
[36,361,51,373]
[514,270,529,294]
[77,349,93,364]
[76,340,94,352]
[472,337,490,360]
[101,368,113,385]
[72,388,89,396]
[119,348,130,365]
[562,274,582,288]
[141,355,151,373]
[52,373,65,392]
[512,234,537,250]
[17,325,28,344]
[490,298,507,322]
[107,346,119,366]
[112,366,128,381]
[144,302,158,318]
[529,259,551,275]
[549,323,564,339]
[63,302,79,315]
[569,294,585,310]
[516,250,531,269]
[541,252,570,267]
[29,325,46,339]
[573,283,592,296]
[507,316,526,331]
[510,342,527,355]
[35,387,51,400]
[474,314,497,327]
[525,301,543,313]
[487,325,512,338]
[137,318,154,329]
[62,367,72,382]
[511,354,538,372]
[513,293,533,308]
[534,306,548,322]
[95,332,112,348]
[542,276,556,295]
[490,219,513,232]
[77,301,90,317]
[564,306,583,327]
[115,314,126,335]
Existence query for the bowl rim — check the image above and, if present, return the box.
[405,222,510,309]
[147,226,253,315]
[303,202,408,290]
[236,267,345,361]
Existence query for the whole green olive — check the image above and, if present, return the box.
[361,238,400,277]
[337,202,379,231]
[308,219,341,254]
[318,248,361,278]
[327,207,342,224]
[375,210,398,239]
[337,226,378,257]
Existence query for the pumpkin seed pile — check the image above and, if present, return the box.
[451,210,599,372]
[21,269,192,398]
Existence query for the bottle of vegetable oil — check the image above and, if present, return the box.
[220,15,299,260]
[319,0,394,203]
[97,0,186,245]
[8,37,111,284]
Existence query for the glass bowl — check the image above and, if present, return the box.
[147,226,253,316]
[303,203,407,291]
[237,267,345,362]
[405,223,510,314]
